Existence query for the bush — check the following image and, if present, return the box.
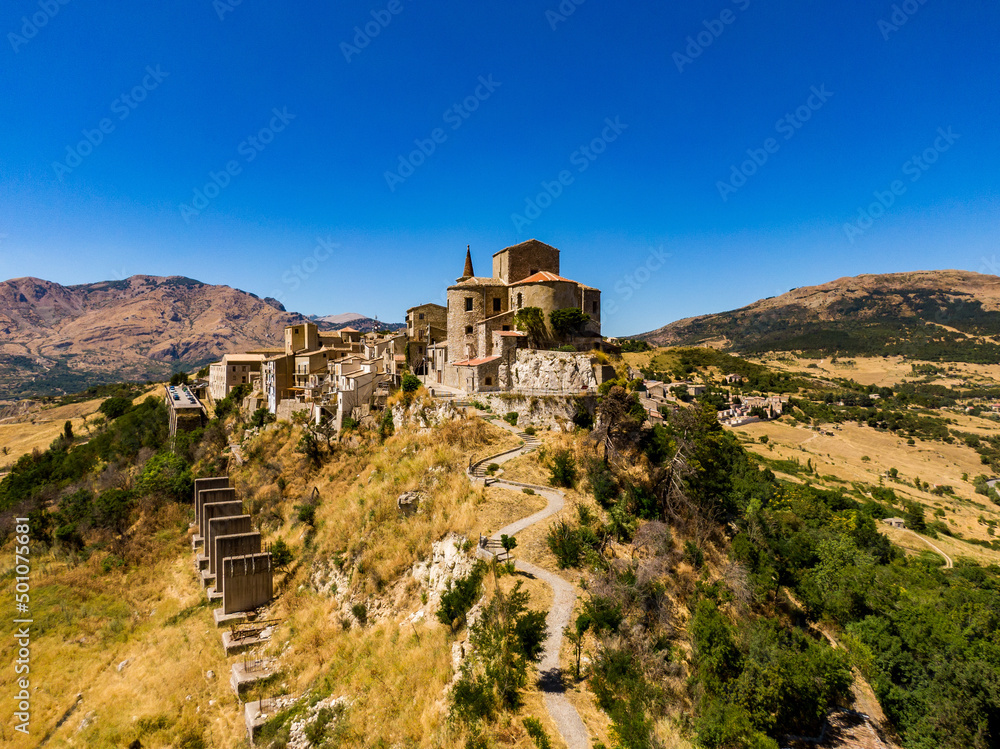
[524,426,537,436]
[503,411,519,426]
[271,538,293,569]
[549,449,577,488]
[401,373,421,393]
[249,407,275,428]
[437,561,486,629]
[522,717,552,749]
[351,603,368,625]
[587,459,618,507]
[486,463,500,475]
[99,396,132,420]
[684,540,705,569]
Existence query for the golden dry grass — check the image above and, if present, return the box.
[0,386,159,471]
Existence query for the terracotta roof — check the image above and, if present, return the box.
[510,271,577,286]
[339,326,360,332]
[452,355,501,367]
[449,276,506,288]
[496,331,526,337]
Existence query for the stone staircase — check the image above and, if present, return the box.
[469,429,541,478]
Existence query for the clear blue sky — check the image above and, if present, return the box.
[1,1,997,335]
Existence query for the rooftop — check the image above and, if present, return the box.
[510,271,577,286]
[165,384,204,410]
[452,355,501,367]
[492,238,560,258]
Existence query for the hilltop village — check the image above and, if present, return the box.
[200,240,608,423]
[191,238,784,433]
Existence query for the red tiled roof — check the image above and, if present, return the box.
[510,271,576,285]
[452,355,501,367]
[496,331,526,336]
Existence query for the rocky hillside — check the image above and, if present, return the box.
[637,270,1000,361]
[0,275,307,398]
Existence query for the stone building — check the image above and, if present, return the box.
[418,239,603,391]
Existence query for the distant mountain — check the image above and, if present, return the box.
[0,275,309,398]
[636,270,1000,362]
[311,313,404,333]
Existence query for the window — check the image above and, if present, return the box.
[493,297,501,313]
[465,326,473,334]
[502,325,510,331]
[592,301,598,314]
[465,297,473,311]
[516,293,523,309]
[484,376,493,386]
[418,313,424,320]
[530,268,538,275]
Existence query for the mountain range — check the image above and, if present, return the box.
[636,270,1000,363]
[3,269,998,399]
[0,275,398,399]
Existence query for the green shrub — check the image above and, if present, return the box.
[99,396,132,420]
[401,373,421,393]
[437,561,486,630]
[270,538,293,569]
[522,717,552,749]
[549,449,577,488]
[524,426,537,436]
[503,412,519,426]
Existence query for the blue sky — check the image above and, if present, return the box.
[1,0,997,336]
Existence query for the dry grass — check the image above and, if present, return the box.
[0,386,159,471]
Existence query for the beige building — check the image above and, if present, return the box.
[209,353,270,401]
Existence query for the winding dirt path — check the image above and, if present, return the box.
[468,418,590,749]
[907,529,953,568]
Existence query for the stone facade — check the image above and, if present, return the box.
[418,239,603,392]
[499,349,599,393]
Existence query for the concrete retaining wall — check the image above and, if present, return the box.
[214,533,262,592]
[208,515,253,575]
[222,553,273,614]
[197,487,236,532]
[201,500,243,544]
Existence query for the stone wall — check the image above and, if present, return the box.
[479,393,596,431]
[499,349,598,393]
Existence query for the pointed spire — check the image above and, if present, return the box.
[462,245,474,280]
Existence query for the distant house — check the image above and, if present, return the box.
[883,517,906,529]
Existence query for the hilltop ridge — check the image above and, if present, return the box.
[637,269,1000,360]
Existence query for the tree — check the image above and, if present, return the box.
[514,306,547,345]
[63,420,74,442]
[549,307,590,339]
[270,538,293,569]
[450,579,548,722]
[549,449,577,488]
[401,373,421,393]
[169,371,189,386]
[99,396,132,420]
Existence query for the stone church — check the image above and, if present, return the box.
[416,239,603,392]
